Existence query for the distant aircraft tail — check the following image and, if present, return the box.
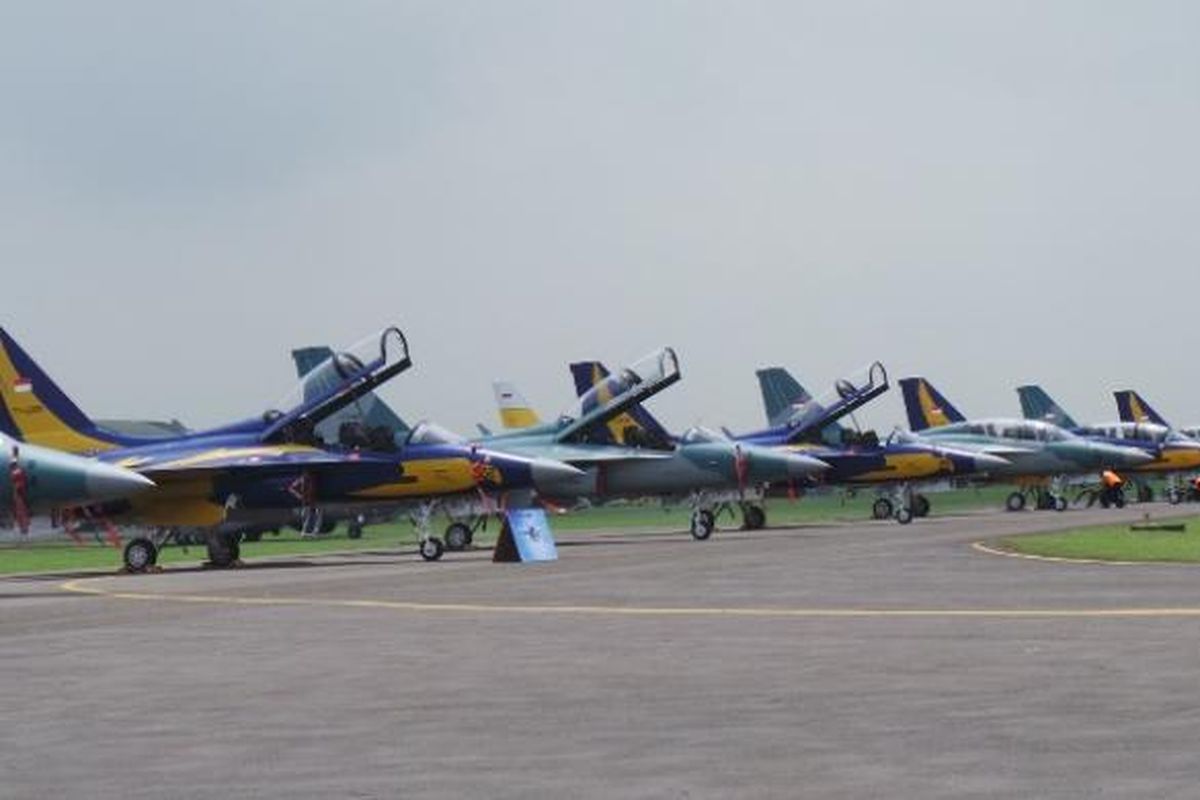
[568,361,673,447]
[899,377,966,432]
[1017,385,1078,429]
[492,381,542,429]
[0,328,134,453]
[756,367,812,428]
[1114,390,1169,426]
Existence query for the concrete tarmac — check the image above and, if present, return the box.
[3,505,1200,799]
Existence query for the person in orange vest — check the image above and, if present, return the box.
[1100,468,1126,508]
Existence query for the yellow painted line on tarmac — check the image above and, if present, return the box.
[57,577,1200,619]
[971,540,1200,568]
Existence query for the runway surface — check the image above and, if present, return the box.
[4,505,1200,799]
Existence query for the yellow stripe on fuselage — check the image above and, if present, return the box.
[350,457,480,499]
[916,382,952,429]
[0,345,113,454]
[853,451,952,482]
[1130,446,1200,473]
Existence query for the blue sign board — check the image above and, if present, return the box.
[505,508,558,562]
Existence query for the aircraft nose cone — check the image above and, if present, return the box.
[1091,442,1153,467]
[85,462,156,501]
[785,452,830,477]
[530,458,586,493]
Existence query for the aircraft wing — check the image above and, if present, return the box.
[484,442,676,465]
[108,445,363,477]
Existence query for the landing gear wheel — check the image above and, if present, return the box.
[420,537,445,562]
[913,495,931,518]
[444,522,473,551]
[1055,496,1068,512]
[741,505,766,531]
[1114,489,1126,509]
[347,521,364,540]
[1137,484,1153,503]
[690,509,715,541]
[206,532,241,568]
[895,507,914,525]
[872,498,894,520]
[123,538,158,573]
[1169,489,1183,506]
[1005,492,1027,512]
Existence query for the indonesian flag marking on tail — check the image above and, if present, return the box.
[13,377,32,394]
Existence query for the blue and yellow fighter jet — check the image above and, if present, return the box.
[0,326,582,570]
[901,377,1152,512]
[740,365,1012,522]
[1018,385,1200,503]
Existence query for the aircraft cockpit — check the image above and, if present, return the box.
[405,421,467,447]
[780,361,888,438]
[1077,422,1171,444]
[262,326,412,448]
[679,426,730,445]
[554,348,681,448]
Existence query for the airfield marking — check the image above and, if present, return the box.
[57,577,1200,619]
[971,540,1200,567]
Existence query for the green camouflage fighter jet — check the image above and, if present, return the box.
[901,377,1153,511]
[1,431,154,534]
[468,348,830,544]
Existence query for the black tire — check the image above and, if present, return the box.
[123,538,157,573]
[1055,496,1067,512]
[444,522,472,551]
[914,495,931,518]
[1168,489,1183,506]
[1005,492,1026,512]
[895,507,914,525]
[742,505,766,531]
[690,510,715,541]
[872,497,894,520]
[420,537,445,562]
[347,522,363,540]
[1114,489,1126,509]
[206,532,241,568]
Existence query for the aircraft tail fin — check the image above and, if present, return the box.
[756,367,812,428]
[899,377,966,432]
[493,381,542,429]
[0,328,127,453]
[568,360,673,447]
[1114,390,1169,426]
[1017,385,1078,429]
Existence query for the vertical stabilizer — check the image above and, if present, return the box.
[1017,385,1078,429]
[1114,390,1169,426]
[756,367,812,428]
[899,377,966,432]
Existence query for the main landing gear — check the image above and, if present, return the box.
[1006,483,1068,513]
[123,537,158,573]
[740,503,767,531]
[873,487,930,525]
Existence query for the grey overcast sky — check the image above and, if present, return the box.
[3,1,1198,435]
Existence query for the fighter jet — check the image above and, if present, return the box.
[477,348,830,542]
[743,365,1011,522]
[901,377,1153,511]
[1017,385,1200,502]
[0,326,581,570]
[0,432,154,534]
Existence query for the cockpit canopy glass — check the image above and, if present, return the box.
[679,426,728,445]
[405,421,467,447]
[558,347,681,423]
[262,327,411,448]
